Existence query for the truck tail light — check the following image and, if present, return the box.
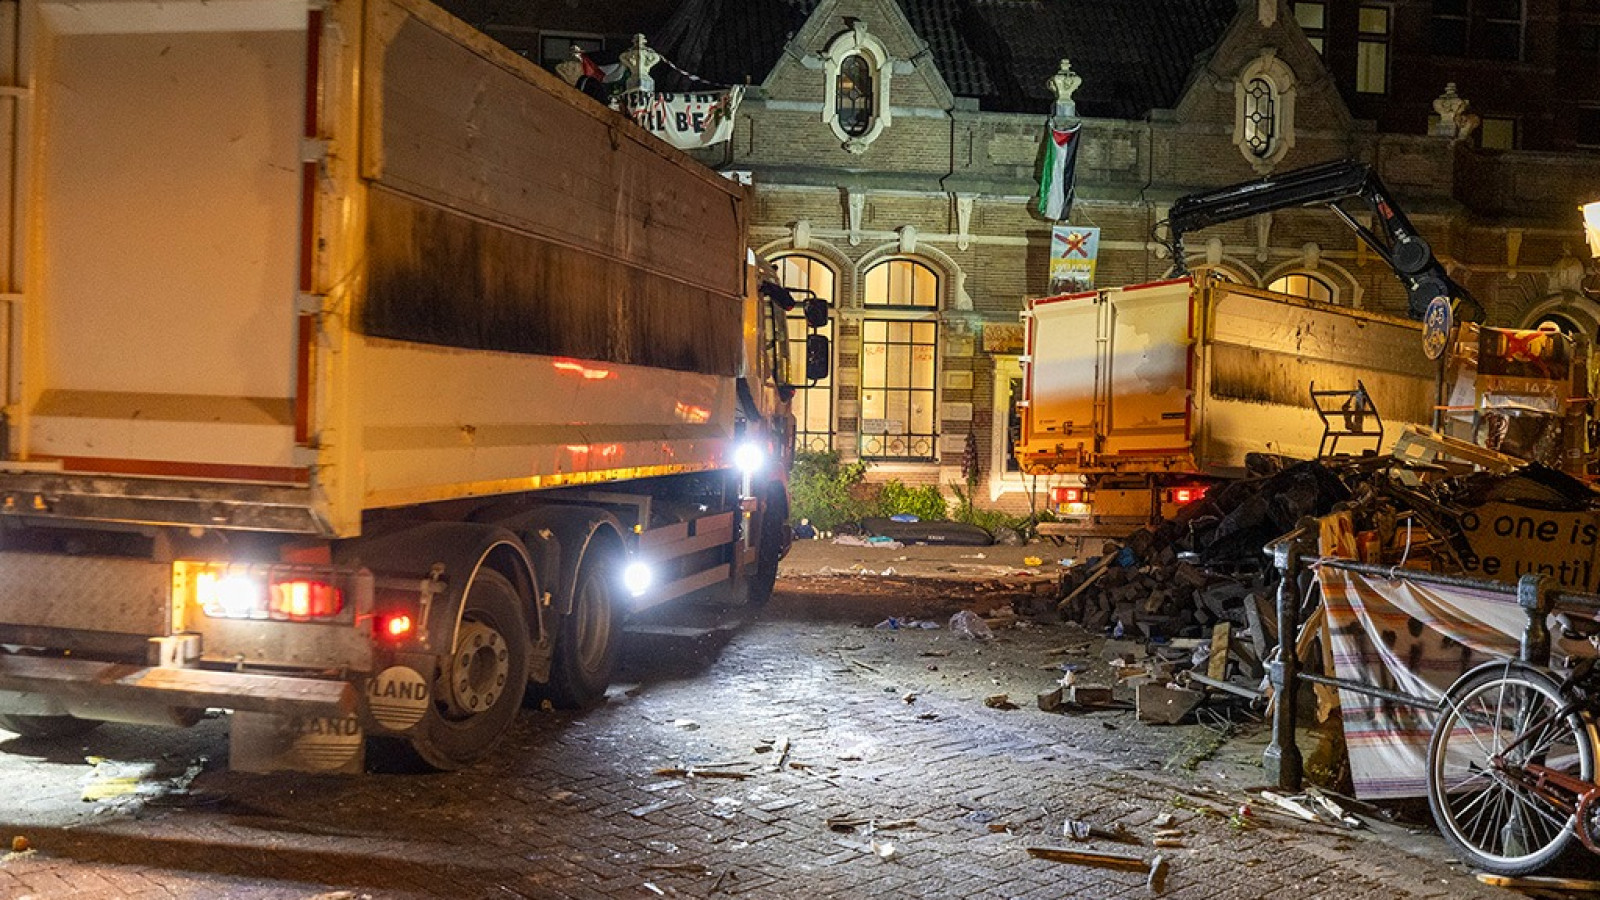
[1052,486,1085,505]
[1166,486,1207,505]
[270,579,344,619]
[378,613,415,640]
[179,562,347,622]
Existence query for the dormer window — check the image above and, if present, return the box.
[821,22,893,152]
[1242,77,1276,157]
[837,55,874,137]
[1234,49,1297,174]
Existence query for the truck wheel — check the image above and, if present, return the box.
[0,713,100,740]
[403,570,529,770]
[544,549,621,710]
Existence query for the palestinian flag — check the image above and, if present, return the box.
[1038,120,1082,221]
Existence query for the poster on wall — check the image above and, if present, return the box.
[1048,225,1100,295]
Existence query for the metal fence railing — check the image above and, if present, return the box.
[1262,529,1600,790]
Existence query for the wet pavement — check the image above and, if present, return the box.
[0,540,1524,899]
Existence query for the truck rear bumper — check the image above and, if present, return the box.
[0,653,355,719]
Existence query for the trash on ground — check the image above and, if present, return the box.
[950,609,994,640]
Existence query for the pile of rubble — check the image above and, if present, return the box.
[1043,459,1349,641]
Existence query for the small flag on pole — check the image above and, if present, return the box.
[1038,120,1082,221]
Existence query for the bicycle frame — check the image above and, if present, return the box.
[1486,664,1600,854]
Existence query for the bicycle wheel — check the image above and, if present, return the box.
[1426,663,1595,875]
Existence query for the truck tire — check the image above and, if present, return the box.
[0,713,100,740]
[401,570,530,770]
[544,548,621,710]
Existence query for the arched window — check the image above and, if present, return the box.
[1268,272,1335,303]
[822,23,893,152]
[864,258,938,308]
[1234,50,1296,172]
[860,258,939,461]
[1242,77,1276,159]
[836,55,873,138]
[773,255,837,453]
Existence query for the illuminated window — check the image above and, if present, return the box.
[1356,6,1390,94]
[860,258,939,461]
[864,258,939,308]
[1480,116,1517,149]
[1242,77,1276,159]
[1295,1,1327,53]
[774,255,837,453]
[836,55,874,138]
[859,319,938,461]
[1269,272,1335,303]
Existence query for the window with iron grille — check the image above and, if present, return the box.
[859,319,938,461]
[1243,77,1276,158]
[836,55,874,138]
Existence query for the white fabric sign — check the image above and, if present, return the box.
[623,87,744,150]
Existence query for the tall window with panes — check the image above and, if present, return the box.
[859,259,938,461]
[1294,1,1327,53]
[773,255,837,453]
[1356,5,1391,93]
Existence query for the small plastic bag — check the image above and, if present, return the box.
[949,609,994,641]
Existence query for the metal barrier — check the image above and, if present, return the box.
[1262,528,1600,791]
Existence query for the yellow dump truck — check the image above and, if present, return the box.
[1016,276,1435,527]
[0,0,820,771]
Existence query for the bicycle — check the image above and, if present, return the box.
[1426,629,1600,875]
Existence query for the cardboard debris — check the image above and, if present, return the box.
[1136,683,1203,725]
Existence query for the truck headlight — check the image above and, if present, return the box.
[622,561,654,597]
[733,442,765,475]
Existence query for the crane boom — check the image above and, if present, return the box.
[1165,159,1483,322]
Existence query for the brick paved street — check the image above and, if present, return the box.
[0,542,1525,899]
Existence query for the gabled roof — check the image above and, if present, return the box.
[447,0,1243,118]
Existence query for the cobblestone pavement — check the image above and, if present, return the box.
[0,542,1527,899]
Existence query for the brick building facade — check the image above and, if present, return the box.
[442,0,1599,512]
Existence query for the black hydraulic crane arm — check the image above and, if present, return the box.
[1164,159,1484,322]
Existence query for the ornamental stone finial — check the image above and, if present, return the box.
[1431,83,1469,137]
[620,34,660,93]
[1047,59,1082,118]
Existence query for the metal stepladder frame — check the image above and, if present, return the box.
[1310,380,1384,458]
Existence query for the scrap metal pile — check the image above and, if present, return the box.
[1047,453,1600,637]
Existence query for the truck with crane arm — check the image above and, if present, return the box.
[0,0,825,773]
[1016,159,1478,531]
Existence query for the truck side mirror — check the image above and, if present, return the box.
[806,335,830,383]
[804,296,829,329]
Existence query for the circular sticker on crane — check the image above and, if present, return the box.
[367,665,431,731]
[1421,295,1453,361]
